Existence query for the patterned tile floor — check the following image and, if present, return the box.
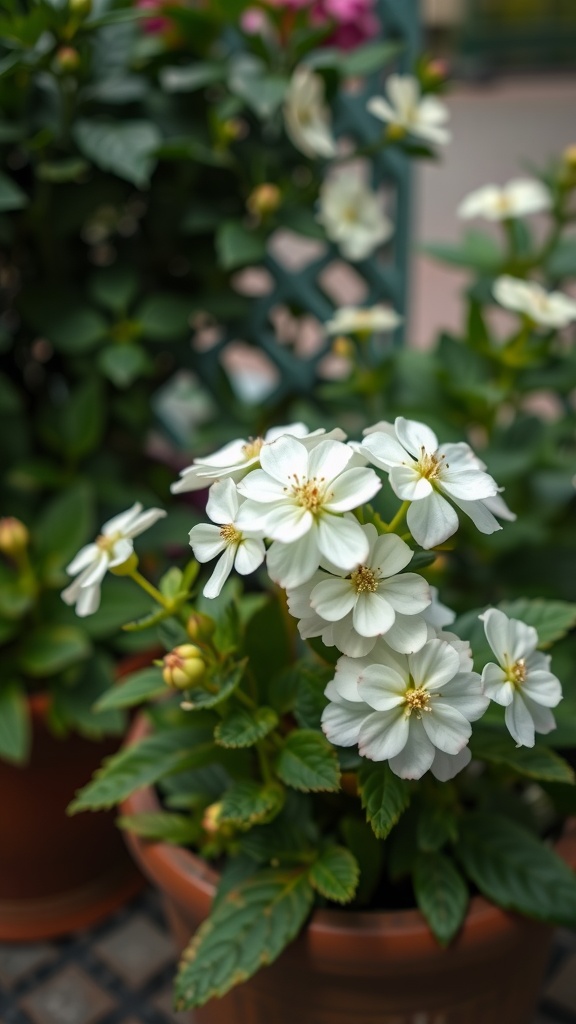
[1,889,575,1024]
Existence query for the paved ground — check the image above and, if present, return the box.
[0,887,576,1024]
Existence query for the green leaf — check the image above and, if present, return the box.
[340,816,383,906]
[136,293,193,339]
[275,729,340,793]
[159,567,184,600]
[74,119,161,187]
[498,598,576,648]
[20,626,91,678]
[216,221,267,271]
[60,378,105,459]
[456,812,576,927]
[417,804,459,853]
[160,62,225,92]
[94,667,166,711]
[309,844,359,904]
[547,237,576,279]
[34,482,94,571]
[0,170,27,211]
[117,811,200,845]
[89,266,139,314]
[98,344,151,388]
[337,40,403,76]
[175,868,314,1009]
[228,55,288,118]
[423,230,502,272]
[38,303,108,354]
[413,852,469,947]
[215,707,279,748]
[218,780,285,829]
[69,724,214,812]
[183,661,246,710]
[50,655,123,740]
[0,681,30,765]
[470,729,575,784]
[358,761,411,839]
[295,663,331,730]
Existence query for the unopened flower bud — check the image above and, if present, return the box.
[162,644,206,690]
[186,611,215,643]
[420,57,449,89]
[247,183,282,219]
[109,552,139,576]
[202,802,223,835]
[54,46,81,72]
[0,517,29,558]
[564,145,576,169]
[331,335,355,359]
[220,118,245,144]
[69,0,92,14]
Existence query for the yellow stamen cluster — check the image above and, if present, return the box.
[288,475,326,514]
[508,657,527,686]
[220,523,242,544]
[404,687,432,718]
[242,437,264,460]
[417,447,446,481]
[96,531,120,553]
[351,565,379,594]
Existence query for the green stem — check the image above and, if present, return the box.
[382,501,410,535]
[128,569,172,610]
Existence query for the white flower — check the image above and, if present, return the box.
[171,423,345,494]
[360,417,502,549]
[493,275,576,329]
[481,608,562,748]
[318,171,393,262]
[61,503,166,617]
[321,639,488,780]
[325,304,402,336]
[457,178,551,221]
[284,65,336,160]
[367,74,451,146]
[423,586,455,630]
[235,435,381,588]
[310,523,430,639]
[189,479,265,599]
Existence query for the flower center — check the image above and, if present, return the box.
[343,205,359,224]
[288,475,326,514]
[96,531,121,553]
[220,523,241,544]
[351,565,379,594]
[507,657,527,686]
[404,686,432,718]
[242,437,264,461]
[496,193,512,215]
[417,447,446,481]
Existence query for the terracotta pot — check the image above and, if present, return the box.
[122,715,576,1024]
[0,655,150,941]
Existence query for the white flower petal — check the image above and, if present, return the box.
[407,491,459,548]
[430,747,471,782]
[189,523,227,562]
[260,434,309,485]
[482,663,515,706]
[505,692,535,747]
[316,514,369,572]
[357,663,407,710]
[380,573,431,614]
[522,694,557,736]
[123,507,166,538]
[371,533,413,577]
[266,530,320,588]
[324,467,382,512]
[388,717,436,780]
[321,699,370,747]
[108,537,134,568]
[395,417,438,459]
[80,552,110,589]
[353,591,395,638]
[307,439,353,483]
[206,478,240,524]
[358,708,410,761]
[422,702,471,755]
[409,639,460,691]
[101,502,142,536]
[389,465,433,501]
[439,673,489,721]
[236,469,288,503]
[203,545,237,599]
[384,614,429,654]
[75,583,102,617]
[234,538,265,576]
[66,544,98,576]
[360,431,411,471]
[311,578,356,621]
[450,497,502,536]
[521,670,562,708]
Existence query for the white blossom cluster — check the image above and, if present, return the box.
[62,419,563,781]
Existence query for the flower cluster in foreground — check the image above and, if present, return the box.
[64,420,563,778]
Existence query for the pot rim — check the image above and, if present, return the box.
[121,712,576,963]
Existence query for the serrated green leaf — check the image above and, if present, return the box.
[74,119,161,187]
[417,804,459,853]
[20,625,91,677]
[413,852,469,947]
[0,681,30,765]
[219,780,285,829]
[68,725,214,812]
[275,729,340,792]
[498,598,576,648]
[470,729,575,784]
[358,761,411,839]
[117,811,200,845]
[183,661,246,710]
[98,344,151,388]
[295,664,331,730]
[216,221,267,271]
[309,844,359,904]
[94,667,166,711]
[457,812,576,927]
[175,869,314,1009]
[215,707,278,748]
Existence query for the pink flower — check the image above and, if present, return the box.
[240,6,271,33]
[311,0,379,50]
[136,0,170,34]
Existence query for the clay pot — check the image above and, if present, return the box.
[0,657,148,941]
[122,715,576,1024]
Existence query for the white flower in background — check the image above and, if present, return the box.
[318,171,393,262]
[430,747,473,782]
[235,435,381,588]
[360,417,502,549]
[310,524,431,639]
[321,639,488,780]
[423,586,456,630]
[62,503,166,617]
[481,608,562,747]
[171,423,345,494]
[325,304,402,336]
[367,74,451,146]
[189,479,265,599]
[284,65,336,160]
[493,275,576,329]
[457,178,551,221]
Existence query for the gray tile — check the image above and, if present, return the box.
[21,965,115,1024]
[154,985,192,1023]
[93,914,175,987]
[0,943,56,987]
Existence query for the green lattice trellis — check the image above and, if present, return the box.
[190,0,421,416]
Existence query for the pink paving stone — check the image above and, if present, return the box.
[93,914,175,987]
[0,942,57,987]
[20,965,115,1024]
